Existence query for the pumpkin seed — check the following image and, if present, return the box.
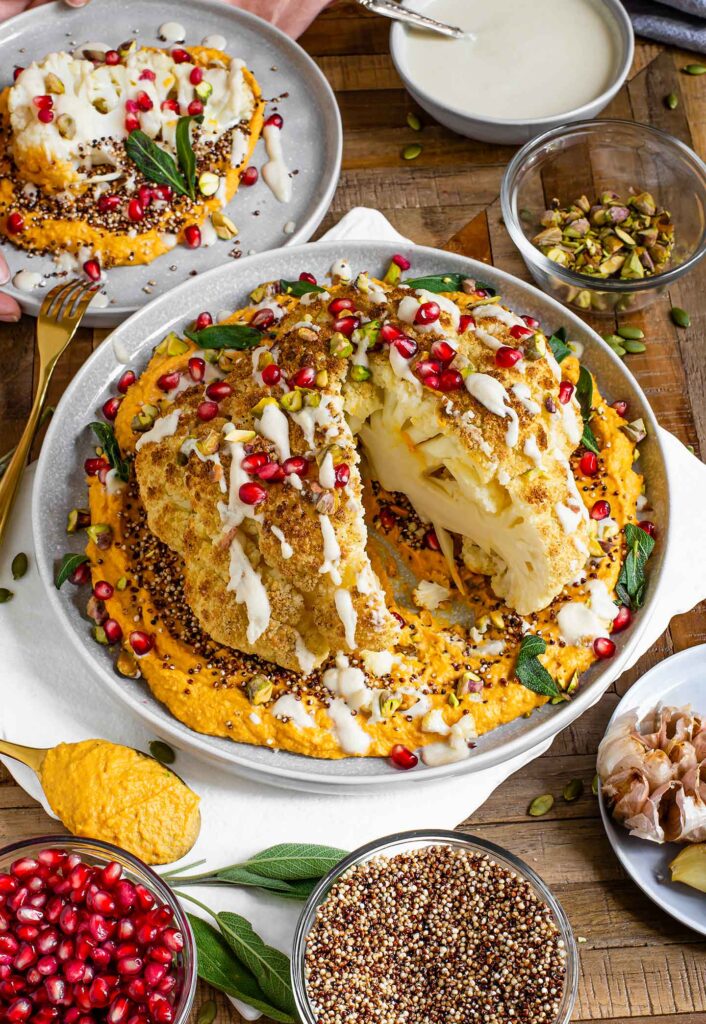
[616,325,644,340]
[528,793,554,817]
[562,778,584,802]
[592,773,599,796]
[402,144,422,161]
[601,333,623,346]
[684,63,706,75]
[406,112,422,131]
[149,740,176,765]
[0,588,14,604]
[671,306,690,328]
[623,339,646,354]
[11,552,28,580]
[197,1001,217,1024]
[607,341,626,358]
[665,91,679,109]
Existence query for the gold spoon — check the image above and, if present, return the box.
[0,737,201,866]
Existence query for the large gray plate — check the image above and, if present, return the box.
[32,240,670,792]
[0,0,341,326]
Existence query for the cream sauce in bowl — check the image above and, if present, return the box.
[398,0,623,121]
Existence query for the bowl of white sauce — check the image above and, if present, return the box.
[390,0,634,144]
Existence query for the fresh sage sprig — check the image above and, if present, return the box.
[279,279,324,298]
[90,422,130,482]
[125,115,203,199]
[184,323,262,350]
[616,522,655,609]
[548,326,572,363]
[514,634,562,698]
[54,552,89,590]
[402,273,496,296]
[575,365,600,455]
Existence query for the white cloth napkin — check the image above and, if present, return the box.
[2,208,706,1018]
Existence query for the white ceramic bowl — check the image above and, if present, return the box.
[389,0,634,145]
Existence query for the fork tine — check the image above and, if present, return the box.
[58,280,92,322]
[39,279,79,320]
[68,284,98,324]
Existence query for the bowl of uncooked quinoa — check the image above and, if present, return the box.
[292,829,579,1024]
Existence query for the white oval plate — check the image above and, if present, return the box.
[598,644,706,936]
[0,0,342,325]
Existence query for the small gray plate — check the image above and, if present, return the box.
[0,0,342,325]
[599,644,706,936]
[32,239,670,792]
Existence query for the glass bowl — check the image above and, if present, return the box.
[292,829,579,1024]
[501,119,706,314]
[0,835,197,1024]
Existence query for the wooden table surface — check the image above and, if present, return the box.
[2,3,706,1021]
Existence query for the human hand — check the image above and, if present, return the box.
[0,255,20,324]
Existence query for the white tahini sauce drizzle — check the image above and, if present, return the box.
[226,534,271,644]
[255,402,291,462]
[511,382,541,415]
[472,303,524,328]
[319,451,336,490]
[334,589,358,649]
[294,632,318,676]
[465,373,519,447]
[202,33,227,49]
[318,514,342,584]
[135,409,181,450]
[159,21,186,42]
[557,601,609,647]
[523,435,543,469]
[13,270,42,292]
[261,123,292,203]
[270,524,293,560]
[327,699,370,754]
[272,694,316,729]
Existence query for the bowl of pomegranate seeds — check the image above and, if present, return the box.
[0,837,196,1024]
[292,829,579,1024]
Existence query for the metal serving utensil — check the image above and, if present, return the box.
[357,0,468,39]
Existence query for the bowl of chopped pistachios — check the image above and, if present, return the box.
[501,119,706,314]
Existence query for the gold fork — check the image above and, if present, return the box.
[0,279,96,547]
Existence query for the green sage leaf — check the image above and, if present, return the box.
[616,522,655,609]
[175,115,203,199]
[548,327,572,363]
[55,553,89,590]
[187,916,294,1023]
[514,634,562,698]
[279,279,324,297]
[184,324,262,350]
[402,273,496,296]
[90,422,130,482]
[241,842,347,880]
[216,912,295,1016]
[125,130,189,196]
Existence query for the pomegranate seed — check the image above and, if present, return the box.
[155,184,172,202]
[137,185,154,209]
[256,462,285,483]
[509,324,533,340]
[611,399,628,417]
[160,99,180,114]
[558,381,574,404]
[127,977,147,1000]
[139,69,156,81]
[290,366,316,388]
[7,212,25,234]
[188,357,205,382]
[157,371,181,392]
[103,619,123,645]
[124,114,139,132]
[522,314,540,329]
[261,363,281,386]
[264,113,283,128]
[7,997,32,1021]
[438,369,463,392]
[136,91,153,112]
[590,500,611,521]
[392,336,418,359]
[129,631,154,657]
[14,945,36,971]
[197,401,219,422]
[117,370,136,393]
[0,935,18,953]
[104,50,120,65]
[282,456,309,477]
[147,946,171,965]
[379,507,396,530]
[137,924,158,946]
[380,323,403,343]
[638,520,656,537]
[102,396,121,421]
[189,66,203,85]
[391,253,411,270]
[495,346,522,368]
[389,744,418,770]
[45,900,64,924]
[240,166,258,186]
[16,906,43,924]
[88,977,110,1007]
[38,108,54,123]
[612,606,632,633]
[114,882,136,914]
[127,199,143,222]
[593,637,616,659]
[205,381,233,401]
[579,452,598,476]
[333,315,359,337]
[13,67,24,81]
[334,463,350,488]
[0,875,18,893]
[171,48,190,63]
[414,301,440,325]
[239,482,267,506]
[63,960,85,983]
[85,456,109,476]
[59,906,80,935]
[125,99,139,113]
[328,297,355,316]
[82,259,101,283]
[299,271,317,285]
[425,528,440,551]
[10,861,38,881]
[184,225,201,248]
[430,339,455,363]
[187,99,203,116]
[33,95,52,110]
[241,453,269,474]
[416,360,442,380]
[251,308,275,330]
[117,920,134,942]
[143,963,166,987]
[108,996,131,1024]
[91,892,115,915]
[116,957,142,977]
[69,563,90,587]
[458,314,475,333]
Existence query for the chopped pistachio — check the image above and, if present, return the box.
[223,427,256,444]
[198,172,220,197]
[211,211,238,240]
[251,396,278,416]
[166,335,190,356]
[329,332,353,358]
[350,364,372,382]
[56,114,76,140]
[116,576,128,591]
[383,262,401,286]
[524,332,546,360]
[196,430,220,456]
[44,72,65,94]
[621,417,647,443]
[280,390,303,412]
[67,507,90,533]
[195,80,213,101]
[247,674,273,705]
[116,649,141,678]
[86,523,112,549]
[315,369,329,388]
[447,692,460,708]
[592,773,600,796]
[92,625,108,644]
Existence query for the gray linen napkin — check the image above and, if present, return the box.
[623,0,706,53]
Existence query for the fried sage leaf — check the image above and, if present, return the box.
[279,279,324,297]
[175,115,203,199]
[548,327,572,363]
[125,130,189,196]
[55,553,89,590]
[403,273,496,296]
[616,522,655,609]
[184,324,262,350]
[515,634,562,698]
[90,422,130,481]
